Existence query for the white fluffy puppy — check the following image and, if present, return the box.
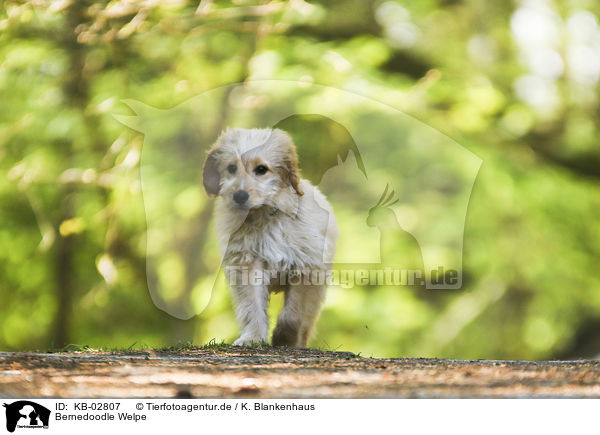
[203,128,338,347]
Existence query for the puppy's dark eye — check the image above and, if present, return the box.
[254,165,268,175]
[227,164,237,174]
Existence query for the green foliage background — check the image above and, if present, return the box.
[1,0,599,359]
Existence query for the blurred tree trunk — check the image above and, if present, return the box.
[51,3,89,347]
[53,198,74,347]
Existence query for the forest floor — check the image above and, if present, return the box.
[1,345,599,398]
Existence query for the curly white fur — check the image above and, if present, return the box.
[203,128,338,347]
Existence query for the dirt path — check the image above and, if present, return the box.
[1,346,599,398]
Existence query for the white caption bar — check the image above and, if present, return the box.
[0,398,597,434]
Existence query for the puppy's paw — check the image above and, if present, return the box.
[233,336,267,347]
[272,319,300,347]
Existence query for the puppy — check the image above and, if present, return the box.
[203,128,338,347]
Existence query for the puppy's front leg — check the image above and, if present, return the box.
[230,263,269,346]
[272,282,326,347]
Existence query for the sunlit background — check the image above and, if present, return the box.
[1,0,599,359]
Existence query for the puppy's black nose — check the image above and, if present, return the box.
[233,190,249,205]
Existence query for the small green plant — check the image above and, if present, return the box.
[52,344,100,353]
[202,338,229,350]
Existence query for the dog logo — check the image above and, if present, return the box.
[114,80,482,319]
[2,401,50,433]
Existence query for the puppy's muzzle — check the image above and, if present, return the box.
[233,190,249,206]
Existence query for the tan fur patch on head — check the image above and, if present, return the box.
[271,129,303,196]
[203,148,222,196]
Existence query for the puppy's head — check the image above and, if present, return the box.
[203,128,303,212]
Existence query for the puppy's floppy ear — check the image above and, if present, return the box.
[203,149,222,196]
[277,141,304,196]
